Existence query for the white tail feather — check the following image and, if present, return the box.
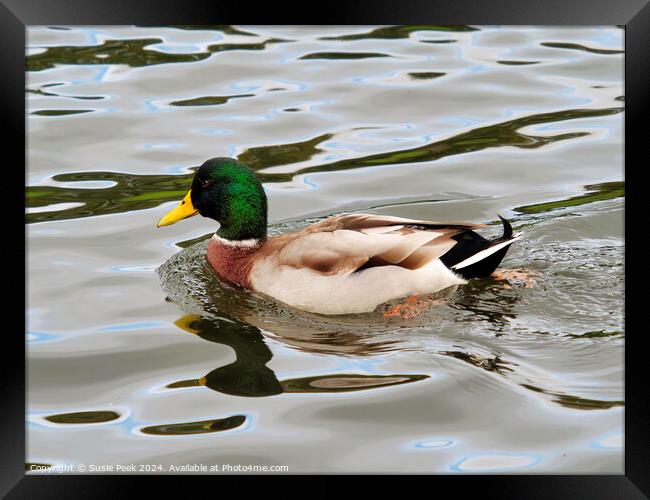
[451,235,522,270]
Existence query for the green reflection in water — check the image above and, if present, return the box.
[27,170,193,224]
[299,52,391,60]
[27,88,105,100]
[497,60,540,65]
[566,330,623,339]
[238,133,333,170]
[44,410,120,424]
[551,395,623,410]
[25,106,622,224]
[207,38,289,53]
[514,181,624,214]
[26,39,211,72]
[247,106,621,184]
[408,72,445,80]
[140,415,246,436]
[31,109,94,116]
[169,94,254,107]
[420,39,457,44]
[26,37,288,72]
[163,25,258,36]
[320,25,478,41]
[541,42,624,55]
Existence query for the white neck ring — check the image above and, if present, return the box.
[211,233,261,248]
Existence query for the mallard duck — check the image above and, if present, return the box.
[157,158,521,315]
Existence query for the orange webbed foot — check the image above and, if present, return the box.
[492,268,542,289]
[382,294,445,319]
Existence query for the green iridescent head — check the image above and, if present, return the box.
[157,157,267,241]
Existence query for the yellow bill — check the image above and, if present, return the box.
[174,314,201,335]
[157,190,199,227]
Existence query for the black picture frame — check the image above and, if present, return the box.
[7,1,648,496]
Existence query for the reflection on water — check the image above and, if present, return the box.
[533,390,622,411]
[442,351,624,411]
[540,42,624,55]
[281,374,428,393]
[30,109,93,116]
[27,38,212,71]
[26,31,289,72]
[566,330,623,339]
[26,106,622,224]
[140,415,246,436]
[514,181,624,214]
[174,314,283,397]
[169,94,254,107]
[170,314,427,397]
[408,71,446,80]
[299,52,392,60]
[27,25,624,473]
[163,26,259,36]
[496,60,540,66]
[27,82,105,100]
[319,25,478,41]
[238,133,334,171]
[440,351,514,375]
[44,411,121,424]
[448,278,520,330]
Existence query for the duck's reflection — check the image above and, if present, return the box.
[171,314,427,398]
[175,314,282,397]
[439,349,624,411]
[449,278,521,335]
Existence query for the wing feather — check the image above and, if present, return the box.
[270,213,482,275]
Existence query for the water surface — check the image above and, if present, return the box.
[27,25,623,473]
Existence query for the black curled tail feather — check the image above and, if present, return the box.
[440,215,518,280]
[497,214,513,240]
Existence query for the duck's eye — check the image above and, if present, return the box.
[201,179,213,188]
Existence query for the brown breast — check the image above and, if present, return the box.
[206,237,260,289]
